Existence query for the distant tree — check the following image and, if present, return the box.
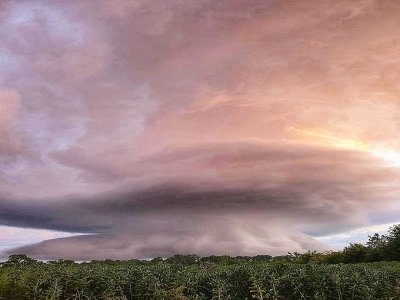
[365,233,387,262]
[342,243,367,263]
[166,254,200,265]
[287,251,325,264]
[151,257,164,263]
[48,259,75,265]
[383,224,400,261]
[322,251,345,264]
[200,255,237,265]
[6,254,37,265]
[366,233,387,249]
[252,255,273,261]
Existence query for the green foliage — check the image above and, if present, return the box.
[1,257,400,299]
[166,254,200,265]
[342,243,368,263]
[384,225,400,261]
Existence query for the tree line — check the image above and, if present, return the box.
[283,224,400,264]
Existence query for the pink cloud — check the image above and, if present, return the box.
[1,0,400,259]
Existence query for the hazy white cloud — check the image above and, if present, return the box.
[0,226,79,255]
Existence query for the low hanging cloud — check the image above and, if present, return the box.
[1,0,400,260]
[2,142,400,259]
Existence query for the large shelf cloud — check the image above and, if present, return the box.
[1,0,400,260]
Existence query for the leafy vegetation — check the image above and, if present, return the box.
[1,225,400,299]
[2,257,400,299]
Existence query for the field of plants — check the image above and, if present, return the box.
[1,255,400,300]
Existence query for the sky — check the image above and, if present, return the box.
[0,0,400,260]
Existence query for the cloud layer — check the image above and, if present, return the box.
[1,0,400,259]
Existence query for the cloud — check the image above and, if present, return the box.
[0,89,22,160]
[0,226,78,254]
[2,142,400,259]
[1,0,400,259]
[11,226,325,261]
